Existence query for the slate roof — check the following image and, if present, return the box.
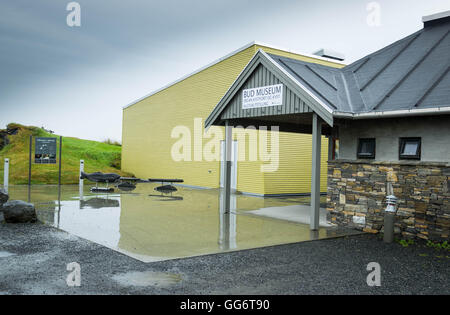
[268,17,450,114]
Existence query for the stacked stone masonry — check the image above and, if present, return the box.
[327,160,450,241]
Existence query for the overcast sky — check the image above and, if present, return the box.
[1,0,448,142]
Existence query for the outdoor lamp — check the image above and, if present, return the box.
[383,195,397,243]
[385,195,397,213]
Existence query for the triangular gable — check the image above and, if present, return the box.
[205,49,334,129]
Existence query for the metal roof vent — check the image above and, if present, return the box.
[312,48,345,61]
[422,10,450,27]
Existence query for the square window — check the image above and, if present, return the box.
[357,138,376,159]
[399,138,421,160]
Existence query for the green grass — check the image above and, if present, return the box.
[0,123,131,185]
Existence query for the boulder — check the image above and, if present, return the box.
[0,188,8,207]
[2,200,37,223]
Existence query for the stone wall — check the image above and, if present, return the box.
[327,160,450,241]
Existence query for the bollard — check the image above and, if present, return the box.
[383,195,397,243]
[79,160,84,196]
[3,158,9,194]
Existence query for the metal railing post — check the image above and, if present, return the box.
[3,158,9,194]
[79,160,84,198]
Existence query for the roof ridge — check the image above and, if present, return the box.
[340,72,354,113]
[267,53,342,71]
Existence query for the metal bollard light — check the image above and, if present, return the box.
[383,195,397,243]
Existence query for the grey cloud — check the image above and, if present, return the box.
[0,0,447,141]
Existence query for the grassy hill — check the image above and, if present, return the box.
[0,123,131,185]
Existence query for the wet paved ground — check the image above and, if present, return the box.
[5,185,357,262]
[0,223,448,295]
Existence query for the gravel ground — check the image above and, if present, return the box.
[0,223,448,295]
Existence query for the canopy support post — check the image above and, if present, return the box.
[222,121,233,214]
[311,113,322,230]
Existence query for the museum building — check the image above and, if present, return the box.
[122,11,449,240]
[122,42,345,196]
[204,12,450,240]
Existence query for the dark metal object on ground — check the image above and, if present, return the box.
[155,184,178,193]
[150,178,183,193]
[81,172,121,193]
[80,172,122,183]
[80,197,119,209]
[117,182,136,191]
[148,178,184,183]
[90,187,115,193]
[81,172,183,194]
[148,178,184,201]
[120,177,149,183]
[81,172,152,193]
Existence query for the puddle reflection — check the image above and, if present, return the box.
[6,185,356,262]
[80,197,120,209]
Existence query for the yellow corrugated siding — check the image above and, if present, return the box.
[122,46,257,189]
[233,128,265,195]
[261,133,328,194]
[122,44,341,195]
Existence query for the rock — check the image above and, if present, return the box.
[363,227,379,234]
[333,169,341,178]
[1,200,37,223]
[0,188,8,207]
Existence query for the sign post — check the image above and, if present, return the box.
[28,135,32,186]
[58,136,62,186]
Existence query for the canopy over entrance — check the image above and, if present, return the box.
[205,50,336,230]
[206,17,450,230]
